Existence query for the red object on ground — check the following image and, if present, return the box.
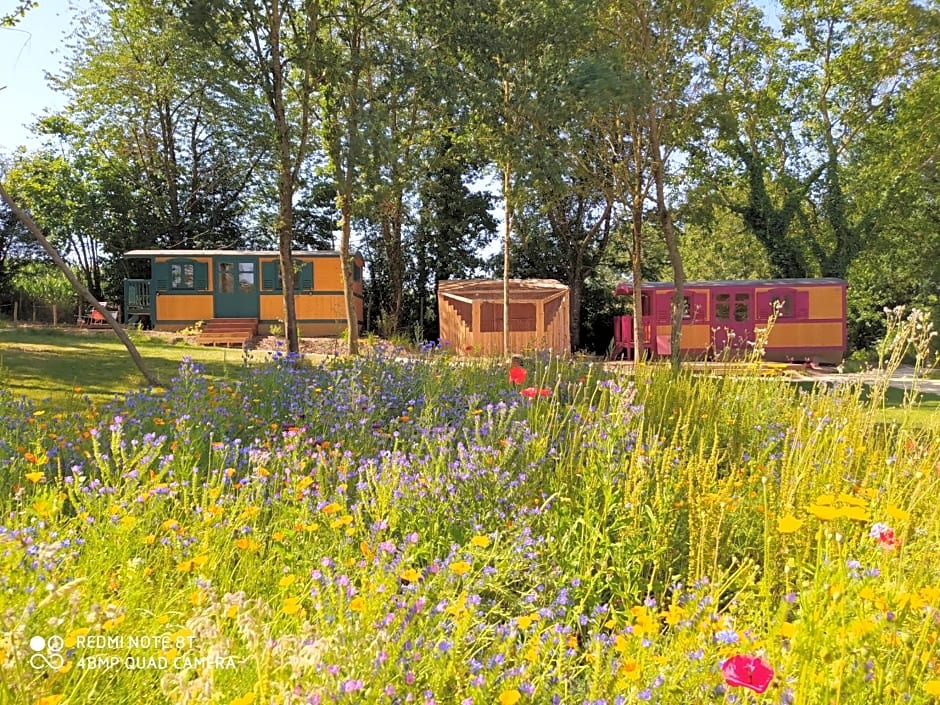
[721,654,775,694]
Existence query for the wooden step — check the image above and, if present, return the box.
[196,332,253,347]
[194,318,258,346]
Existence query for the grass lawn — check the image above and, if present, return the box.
[0,324,251,406]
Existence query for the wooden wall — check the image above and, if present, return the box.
[439,289,570,355]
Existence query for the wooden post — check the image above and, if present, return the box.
[13,300,18,323]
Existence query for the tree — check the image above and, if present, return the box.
[429,0,565,355]
[589,0,720,369]
[409,134,497,341]
[182,0,327,354]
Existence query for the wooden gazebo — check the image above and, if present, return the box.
[437,279,570,355]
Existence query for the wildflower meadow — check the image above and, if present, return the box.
[2,343,940,705]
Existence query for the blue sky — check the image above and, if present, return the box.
[0,1,89,154]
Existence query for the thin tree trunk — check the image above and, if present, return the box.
[631,201,644,363]
[269,0,299,354]
[0,182,163,387]
[339,195,359,355]
[649,119,684,373]
[502,161,511,357]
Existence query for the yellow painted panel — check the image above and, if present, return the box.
[681,325,711,348]
[808,287,844,319]
[156,294,214,320]
[315,259,344,291]
[260,295,284,320]
[768,322,843,347]
[297,295,347,319]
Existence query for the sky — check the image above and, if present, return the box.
[0,1,89,155]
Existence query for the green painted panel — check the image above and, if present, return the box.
[213,257,259,318]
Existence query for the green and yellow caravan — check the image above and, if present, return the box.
[122,250,363,337]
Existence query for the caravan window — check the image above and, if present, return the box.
[170,263,194,289]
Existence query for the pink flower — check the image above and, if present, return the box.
[721,654,775,694]
[509,365,527,385]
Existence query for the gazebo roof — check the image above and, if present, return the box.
[438,279,568,302]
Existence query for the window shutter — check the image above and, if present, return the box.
[757,292,772,319]
[194,262,209,290]
[796,292,810,319]
[298,262,313,290]
[656,293,670,323]
[153,261,169,291]
[261,261,278,291]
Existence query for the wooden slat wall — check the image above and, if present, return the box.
[438,290,570,356]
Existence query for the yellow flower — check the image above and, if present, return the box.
[349,596,366,613]
[470,534,491,548]
[225,604,239,619]
[238,506,260,521]
[925,680,940,696]
[837,505,869,522]
[235,537,260,551]
[779,622,797,639]
[25,471,45,484]
[517,614,536,630]
[322,502,342,515]
[621,658,641,680]
[499,689,521,705]
[34,696,64,705]
[449,561,472,576]
[230,693,256,705]
[64,628,90,648]
[777,515,803,534]
[663,604,684,626]
[283,596,303,615]
[887,505,910,522]
[278,574,296,588]
[400,568,421,583]
[807,504,839,521]
[330,515,353,529]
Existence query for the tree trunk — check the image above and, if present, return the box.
[649,121,684,373]
[631,198,644,363]
[0,183,163,387]
[269,1,299,354]
[339,194,359,355]
[568,274,582,352]
[502,161,512,357]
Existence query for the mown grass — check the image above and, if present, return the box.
[0,325,255,406]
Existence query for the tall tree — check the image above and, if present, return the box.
[182,0,325,354]
[591,0,720,369]
[58,0,264,253]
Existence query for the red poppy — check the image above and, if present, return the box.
[520,387,551,399]
[721,654,774,694]
[871,522,899,550]
[509,365,527,385]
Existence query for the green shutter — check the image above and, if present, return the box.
[298,262,313,290]
[194,261,209,290]
[153,261,169,291]
[261,261,278,291]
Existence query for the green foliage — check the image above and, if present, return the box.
[10,261,74,309]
